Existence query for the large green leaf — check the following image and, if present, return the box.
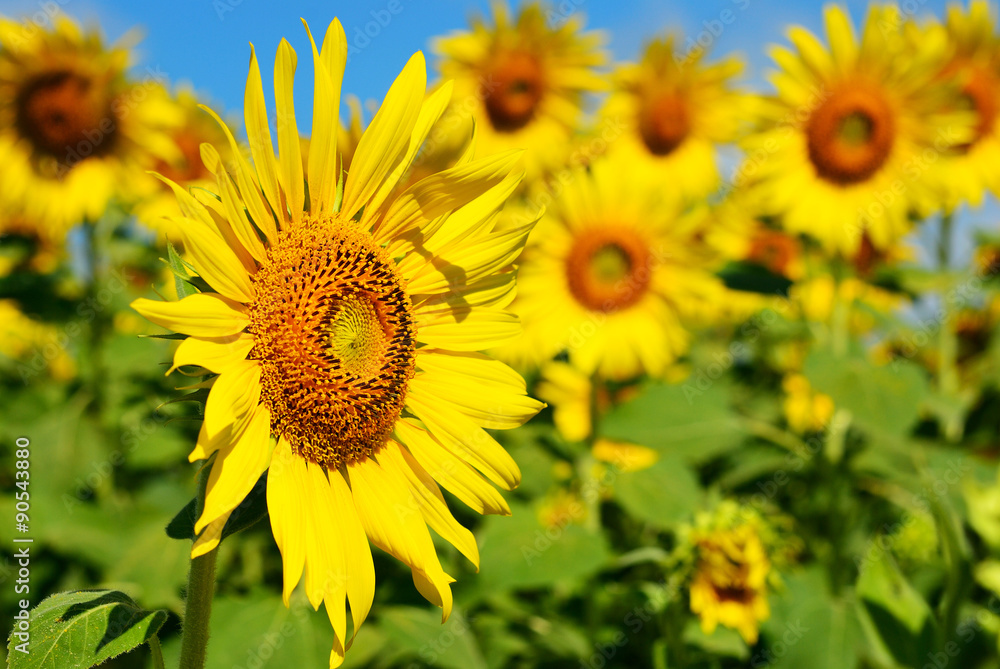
[7,590,166,669]
[804,350,929,438]
[762,568,862,669]
[377,607,487,669]
[599,382,744,464]
[473,503,610,593]
[611,454,702,528]
[856,550,938,666]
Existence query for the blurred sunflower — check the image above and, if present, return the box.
[686,509,772,644]
[433,1,606,179]
[599,34,747,199]
[782,373,834,433]
[929,0,1000,208]
[136,88,236,238]
[132,20,542,667]
[494,157,729,381]
[745,5,973,256]
[0,16,181,236]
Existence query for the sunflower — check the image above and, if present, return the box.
[136,88,238,239]
[598,34,748,199]
[688,514,771,644]
[0,16,181,236]
[926,0,1000,208]
[495,156,729,381]
[433,1,606,180]
[131,20,542,667]
[745,5,974,257]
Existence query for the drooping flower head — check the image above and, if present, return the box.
[495,156,730,381]
[599,34,749,199]
[131,20,542,667]
[0,15,181,235]
[433,1,606,179]
[744,5,974,257]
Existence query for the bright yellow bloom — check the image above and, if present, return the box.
[782,373,834,434]
[536,360,592,441]
[0,16,181,235]
[744,5,973,256]
[433,1,606,180]
[131,20,542,667]
[689,520,771,644]
[925,0,1000,208]
[495,156,730,380]
[599,34,748,199]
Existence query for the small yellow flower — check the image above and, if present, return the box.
[782,373,834,434]
[591,439,658,473]
[689,521,771,644]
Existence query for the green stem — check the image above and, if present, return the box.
[83,220,107,422]
[178,467,219,669]
[148,633,166,669]
[937,214,960,399]
[580,374,602,533]
[830,259,850,358]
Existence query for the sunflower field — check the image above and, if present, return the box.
[5,0,1000,667]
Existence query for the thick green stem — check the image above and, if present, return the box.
[580,374,602,532]
[83,221,107,421]
[178,467,219,669]
[148,633,166,669]
[936,214,962,441]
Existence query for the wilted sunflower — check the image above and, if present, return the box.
[0,16,180,236]
[493,156,729,381]
[433,1,606,179]
[745,5,973,256]
[927,0,1000,208]
[131,19,542,667]
[599,34,748,199]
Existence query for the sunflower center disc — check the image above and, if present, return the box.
[960,66,998,149]
[249,218,416,469]
[483,50,545,132]
[806,85,895,185]
[566,228,652,312]
[639,90,690,156]
[16,70,116,160]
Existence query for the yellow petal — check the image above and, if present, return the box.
[393,418,510,516]
[169,332,254,375]
[341,52,426,219]
[204,359,262,438]
[379,440,479,569]
[346,452,453,615]
[179,218,255,303]
[274,38,304,224]
[196,405,271,533]
[266,439,306,605]
[245,44,284,224]
[406,391,521,490]
[303,18,347,215]
[416,309,521,351]
[191,509,231,559]
[132,294,248,337]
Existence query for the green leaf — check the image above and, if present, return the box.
[804,349,929,438]
[682,620,748,660]
[856,550,938,666]
[718,260,793,296]
[165,243,197,299]
[473,503,610,593]
[612,454,702,528]
[762,568,861,669]
[378,607,487,669]
[7,590,166,669]
[600,382,745,464]
[167,471,268,544]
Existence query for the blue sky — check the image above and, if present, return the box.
[1,0,993,263]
